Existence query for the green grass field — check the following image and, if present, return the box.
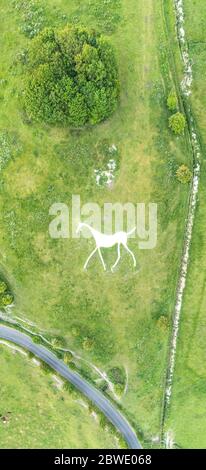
[0,0,193,447]
[0,342,119,448]
[164,0,206,449]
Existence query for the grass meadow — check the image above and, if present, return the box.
[0,0,192,445]
[0,343,118,448]
[164,0,206,449]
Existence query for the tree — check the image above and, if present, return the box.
[83,337,94,351]
[167,90,178,111]
[24,26,120,127]
[50,336,66,349]
[63,351,73,364]
[0,281,7,294]
[0,293,14,307]
[169,112,186,135]
[176,164,192,184]
[108,367,125,385]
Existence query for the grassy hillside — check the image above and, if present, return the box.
[0,0,191,445]
[164,0,206,448]
[0,342,118,448]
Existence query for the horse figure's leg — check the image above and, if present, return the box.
[123,243,136,267]
[84,247,98,270]
[97,247,106,271]
[111,243,121,272]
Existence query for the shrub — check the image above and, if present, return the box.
[24,25,119,127]
[32,335,42,344]
[67,361,77,370]
[169,112,186,135]
[63,351,73,364]
[157,315,169,332]
[83,337,94,351]
[108,366,125,385]
[114,382,125,395]
[176,164,192,184]
[167,90,178,111]
[0,293,14,307]
[50,336,67,348]
[0,281,7,294]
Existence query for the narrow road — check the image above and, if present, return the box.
[0,325,141,449]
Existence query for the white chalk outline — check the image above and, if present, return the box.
[76,222,137,272]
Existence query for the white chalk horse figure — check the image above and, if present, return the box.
[76,222,136,272]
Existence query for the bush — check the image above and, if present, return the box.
[114,383,125,395]
[0,281,7,294]
[24,25,120,127]
[83,337,94,351]
[32,335,42,344]
[169,112,186,135]
[67,361,77,370]
[176,164,192,184]
[167,90,178,111]
[50,336,67,348]
[108,366,125,385]
[157,315,169,332]
[63,351,73,364]
[0,293,14,307]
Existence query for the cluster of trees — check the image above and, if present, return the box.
[167,90,186,135]
[0,279,14,308]
[24,25,120,127]
[167,90,192,183]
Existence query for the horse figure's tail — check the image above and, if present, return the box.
[127,226,136,236]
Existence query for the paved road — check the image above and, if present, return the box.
[0,325,141,449]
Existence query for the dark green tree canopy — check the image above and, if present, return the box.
[24,26,120,127]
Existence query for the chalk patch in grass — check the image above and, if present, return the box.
[94,144,118,187]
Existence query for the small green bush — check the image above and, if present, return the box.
[169,112,186,135]
[32,335,42,344]
[24,25,120,127]
[83,337,94,351]
[63,351,73,364]
[108,366,125,385]
[0,293,14,306]
[50,336,67,348]
[0,276,14,307]
[167,90,178,111]
[114,382,125,395]
[67,361,77,370]
[176,164,192,184]
[157,315,169,332]
[0,281,7,294]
